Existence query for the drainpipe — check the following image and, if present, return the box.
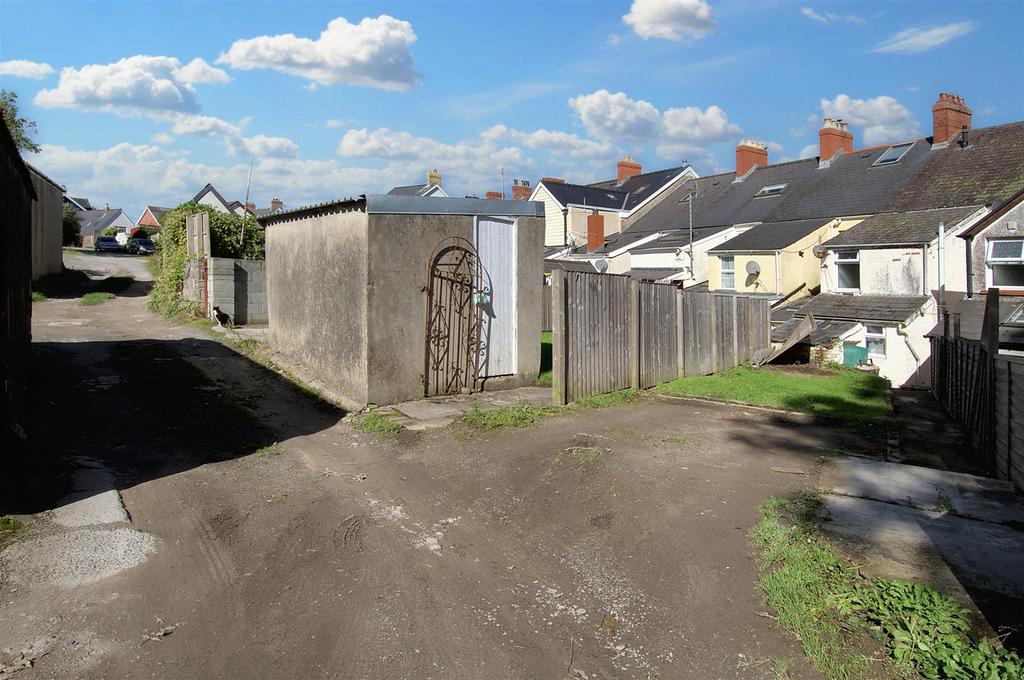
[898,324,922,386]
[937,221,946,308]
[562,208,568,247]
[775,251,781,295]
[965,234,975,298]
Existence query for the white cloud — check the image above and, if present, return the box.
[481,125,617,160]
[241,134,298,159]
[0,59,54,79]
[166,113,298,159]
[152,132,174,145]
[606,33,623,47]
[443,82,565,120]
[173,58,230,84]
[819,94,921,146]
[801,7,865,25]
[169,114,240,138]
[217,15,419,91]
[326,118,355,128]
[623,0,715,41]
[34,55,227,115]
[872,21,975,54]
[569,90,662,141]
[569,89,741,150]
[799,143,818,159]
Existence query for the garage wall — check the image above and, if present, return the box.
[266,210,370,407]
[29,170,63,280]
[207,258,267,325]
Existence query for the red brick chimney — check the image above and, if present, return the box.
[932,92,972,143]
[616,156,642,184]
[244,202,256,213]
[511,179,532,200]
[735,139,768,177]
[541,177,565,184]
[270,197,284,211]
[485,191,504,201]
[819,118,854,160]
[587,213,605,252]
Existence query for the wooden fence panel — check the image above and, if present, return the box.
[681,292,712,377]
[541,284,552,332]
[712,295,736,371]
[562,271,632,403]
[638,282,678,388]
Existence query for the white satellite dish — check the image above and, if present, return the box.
[745,260,761,276]
[593,258,609,273]
[812,244,828,259]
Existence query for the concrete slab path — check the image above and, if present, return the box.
[380,386,551,431]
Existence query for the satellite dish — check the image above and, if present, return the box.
[593,258,609,273]
[812,244,828,259]
[745,260,761,276]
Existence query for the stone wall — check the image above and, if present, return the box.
[182,257,268,325]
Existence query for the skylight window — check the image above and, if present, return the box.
[873,142,915,166]
[754,183,787,198]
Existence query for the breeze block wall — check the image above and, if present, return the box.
[207,257,267,325]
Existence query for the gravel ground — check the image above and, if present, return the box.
[0,272,888,679]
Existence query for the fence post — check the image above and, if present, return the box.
[676,290,685,379]
[629,279,640,390]
[551,269,567,406]
[709,294,718,372]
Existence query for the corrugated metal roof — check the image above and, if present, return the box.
[259,194,544,226]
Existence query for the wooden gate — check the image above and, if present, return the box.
[423,237,485,397]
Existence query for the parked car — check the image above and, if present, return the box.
[128,238,156,255]
[94,236,121,253]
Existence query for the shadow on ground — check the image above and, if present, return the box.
[4,337,344,514]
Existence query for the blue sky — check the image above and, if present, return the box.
[1,0,1022,220]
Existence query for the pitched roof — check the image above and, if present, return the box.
[932,296,1024,344]
[147,206,171,224]
[697,158,820,227]
[790,293,929,323]
[544,258,604,273]
[709,218,831,252]
[629,225,734,254]
[78,209,128,235]
[886,121,1024,211]
[543,181,627,210]
[542,166,688,213]
[388,183,427,196]
[192,183,232,210]
[25,162,64,191]
[961,185,1024,238]
[767,141,932,221]
[627,267,682,281]
[69,196,92,210]
[615,166,689,211]
[771,316,858,345]
[825,205,984,247]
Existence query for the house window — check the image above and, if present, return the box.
[873,142,915,166]
[865,325,886,357]
[987,239,1024,288]
[836,250,860,290]
[721,256,735,288]
[754,183,788,198]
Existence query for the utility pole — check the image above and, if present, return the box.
[239,154,254,247]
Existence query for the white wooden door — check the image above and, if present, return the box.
[475,217,518,376]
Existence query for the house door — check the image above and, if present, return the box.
[475,217,518,377]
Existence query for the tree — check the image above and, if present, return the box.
[0,90,40,153]
[101,226,119,237]
[62,205,81,246]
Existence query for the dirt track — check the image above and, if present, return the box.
[0,277,880,679]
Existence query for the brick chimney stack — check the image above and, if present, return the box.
[245,202,256,213]
[819,118,854,160]
[735,139,768,177]
[270,197,283,211]
[587,213,605,252]
[485,191,504,201]
[616,156,642,184]
[426,168,442,188]
[932,92,972,143]
[511,179,532,200]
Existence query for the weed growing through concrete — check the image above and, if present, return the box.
[353,412,402,439]
[460,389,643,430]
[934,484,955,513]
[252,443,283,459]
[31,291,47,302]
[562,446,607,465]
[81,292,117,306]
[0,515,25,549]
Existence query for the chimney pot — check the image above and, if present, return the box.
[819,118,854,161]
[932,92,972,143]
[735,139,768,177]
[511,179,532,201]
[616,156,642,184]
[587,212,605,252]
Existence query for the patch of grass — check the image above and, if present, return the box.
[463,403,554,429]
[31,291,47,302]
[252,442,282,459]
[658,365,889,427]
[752,494,1024,679]
[575,388,641,409]
[562,445,607,465]
[352,412,402,439]
[0,515,25,549]
[81,291,116,306]
[537,331,552,386]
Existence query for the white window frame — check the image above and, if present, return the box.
[754,183,788,198]
[986,238,1024,290]
[835,250,861,292]
[873,141,915,166]
[720,255,735,289]
[864,324,886,357]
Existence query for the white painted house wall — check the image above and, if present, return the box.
[532,184,566,247]
[833,306,935,387]
[197,192,230,213]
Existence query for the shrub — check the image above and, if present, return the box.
[62,205,81,246]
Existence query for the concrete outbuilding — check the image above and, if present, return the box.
[260,195,544,408]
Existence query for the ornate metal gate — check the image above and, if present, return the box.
[423,237,486,397]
